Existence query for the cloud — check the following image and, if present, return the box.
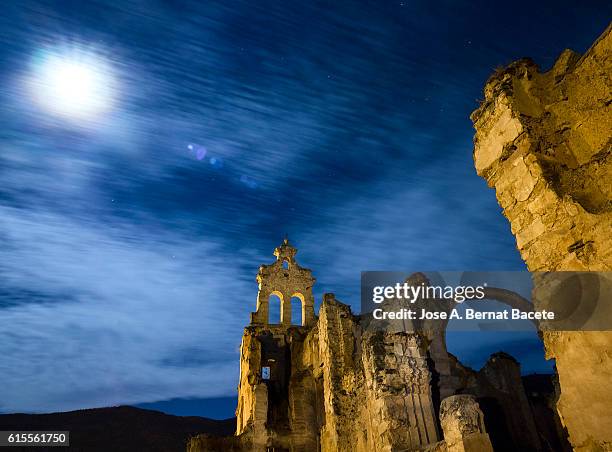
[296,150,525,307]
[0,206,255,412]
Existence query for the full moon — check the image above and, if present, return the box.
[29,47,117,122]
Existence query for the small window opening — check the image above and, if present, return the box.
[262,366,270,380]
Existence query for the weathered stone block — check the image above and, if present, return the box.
[439,395,493,452]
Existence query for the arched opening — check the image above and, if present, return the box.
[290,296,303,326]
[282,260,289,270]
[290,293,305,326]
[268,293,282,324]
[444,283,554,374]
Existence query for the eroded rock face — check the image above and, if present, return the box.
[471,23,612,452]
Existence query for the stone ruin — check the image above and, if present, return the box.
[189,239,566,452]
[439,395,493,452]
[471,23,611,452]
[189,22,610,452]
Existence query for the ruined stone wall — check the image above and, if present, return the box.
[361,330,440,449]
[432,350,544,451]
[473,353,541,451]
[190,296,444,452]
[471,23,612,452]
[317,295,442,451]
[234,327,268,444]
[438,395,493,452]
[316,295,364,451]
[190,295,545,452]
[251,239,316,327]
[233,294,443,452]
[188,241,563,451]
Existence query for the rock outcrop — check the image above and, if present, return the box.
[471,23,612,452]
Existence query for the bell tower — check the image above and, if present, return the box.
[250,238,316,327]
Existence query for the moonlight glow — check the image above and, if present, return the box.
[29,47,117,122]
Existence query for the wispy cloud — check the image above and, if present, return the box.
[0,206,253,412]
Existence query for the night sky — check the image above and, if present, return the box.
[0,1,610,419]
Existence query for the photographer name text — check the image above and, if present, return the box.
[372,307,554,321]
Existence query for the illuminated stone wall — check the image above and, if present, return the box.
[471,23,612,452]
[189,242,550,451]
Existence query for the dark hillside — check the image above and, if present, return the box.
[0,405,235,452]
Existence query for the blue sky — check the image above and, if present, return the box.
[0,1,609,419]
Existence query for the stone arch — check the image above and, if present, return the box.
[428,284,546,399]
[291,292,305,326]
[268,292,283,325]
[431,286,537,334]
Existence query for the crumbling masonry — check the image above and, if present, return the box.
[471,23,611,452]
[189,239,563,452]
